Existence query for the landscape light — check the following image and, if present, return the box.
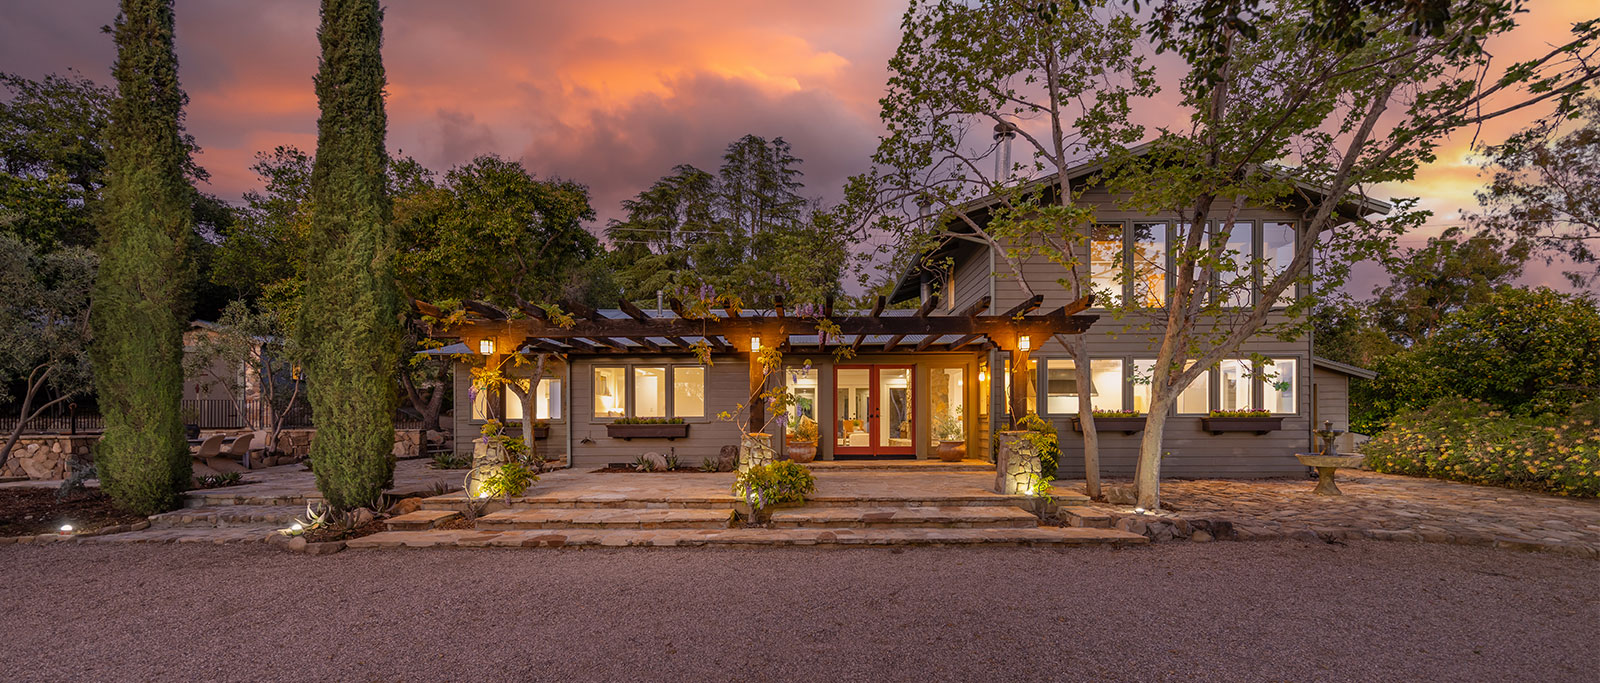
[1017,335,1031,352]
[479,338,496,355]
[59,524,73,533]
[1134,507,1146,515]
[291,523,303,531]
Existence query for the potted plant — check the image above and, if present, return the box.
[1071,409,1146,435]
[1200,409,1284,435]
[932,412,966,461]
[606,416,690,440]
[786,416,819,463]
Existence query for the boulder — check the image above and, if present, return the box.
[1191,530,1214,543]
[717,445,739,472]
[387,497,423,516]
[1104,485,1138,506]
[350,508,377,527]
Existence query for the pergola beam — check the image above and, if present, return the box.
[915,293,940,318]
[1000,294,1044,319]
[960,295,991,318]
[617,299,653,323]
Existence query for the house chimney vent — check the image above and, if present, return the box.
[993,122,1018,181]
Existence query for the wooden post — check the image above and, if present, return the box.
[1009,344,1030,428]
[748,342,766,434]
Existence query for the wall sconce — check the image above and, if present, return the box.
[1017,335,1031,352]
[750,336,762,353]
[479,338,496,355]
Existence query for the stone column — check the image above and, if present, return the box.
[994,431,1042,495]
[740,433,774,472]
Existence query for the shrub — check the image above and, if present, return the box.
[732,461,816,512]
[480,461,538,499]
[1364,398,1599,497]
[1015,414,1060,480]
[612,417,685,425]
[699,457,721,472]
[1207,409,1272,418]
[788,416,819,442]
[1092,409,1142,418]
[632,455,656,472]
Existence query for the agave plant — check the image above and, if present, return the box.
[632,455,656,472]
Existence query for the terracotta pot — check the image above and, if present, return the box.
[787,440,818,463]
[937,440,967,462]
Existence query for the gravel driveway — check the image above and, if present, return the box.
[2,542,1593,682]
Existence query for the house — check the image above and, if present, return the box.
[439,160,1376,477]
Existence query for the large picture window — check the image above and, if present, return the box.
[594,365,704,420]
[1044,359,1123,413]
[1131,359,1155,414]
[1264,358,1298,414]
[593,367,627,418]
[673,366,706,418]
[1131,222,1167,307]
[1089,223,1124,306]
[634,367,668,418]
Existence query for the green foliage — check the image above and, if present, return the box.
[480,461,538,499]
[732,460,816,512]
[1364,398,1600,498]
[183,300,305,443]
[698,457,721,473]
[612,417,685,425]
[194,471,244,489]
[631,455,656,472]
[1368,234,1530,347]
[1091,409,1141,418]
[663,452,679,471]
[299,0,402,511]
[0,234,95,464]
[1015,414,1060,481]
[430,451,470,470]
[1207,409,1272,418]
[1354,288,1600,434]
[788,416,819,442]
[91,0,195,515]
[0,70,112,249]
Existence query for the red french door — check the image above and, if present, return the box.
[833,365,916,457]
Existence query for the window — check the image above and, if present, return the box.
[1218,359,1252,412]
[1089,223,1124,306]
[673,366,706,418]
[1131,359,1155,414]
[593,367,626,418]
[1131,222,1167,307]
[1262,222,1296,306]
[931,367,966,440]
[977,361,989,417]
[505,378,561,421]
[1000,356,1037,415]
[1263,358,1298,414]
[1176,363,1210,414]
[1044,359,1124,413]
[787,366,818,423]
[1217,221,1254,306]
[471,384,493,420]
[633,367,668,417]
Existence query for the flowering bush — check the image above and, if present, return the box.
[732,460,816,513]
[1091,409,1142,418]
[611,417,685,425]
[1364,398,1599,497]
[1207,409,1273,418]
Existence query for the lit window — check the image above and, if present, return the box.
[673,366,706,418]
[471,384,493,420]
[1131,223,1167,307]
[634,367,668,418]
[1000,356,1037,415]
[931,367,966,440]
[1264,358,1297,414]
[787,366,818,423]
[1262,222,1296,306]
[1218,359,1252,412]
[1045,359,1124,413]
[593,367,626,418]
[1131,359,1155,413]
[1176,362,1210,414]
[506,378,561,421]
[1089,223,1123,307]
[1217,221,1254,306]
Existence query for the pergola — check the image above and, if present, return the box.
[419,293,1096,431]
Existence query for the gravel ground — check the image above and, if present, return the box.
[1,542,1594,682]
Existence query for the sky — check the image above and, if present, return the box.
[1,1,1592,293]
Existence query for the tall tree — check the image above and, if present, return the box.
[92,0,195,515]
[0,235,95,469]
[1472,93,1600,288]
[299,0,401,511]
[861,0,1155,499]
[1094,0,1598,509]
[0,71,112,249]
[1368,233,1529,347]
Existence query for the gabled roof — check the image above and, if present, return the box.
[888,143,1394,303]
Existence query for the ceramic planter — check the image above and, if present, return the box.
[936,440,967,462]
[787,440,818,463]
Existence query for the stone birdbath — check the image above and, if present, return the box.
[1295,421,1365,496]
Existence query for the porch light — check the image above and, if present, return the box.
[1017,335,1031,352]
[479,338,496,355]
[750,336,762,353]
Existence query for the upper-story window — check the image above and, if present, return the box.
[1216,221,1255,307]
[1131,222,1167,307]
[1262,222,1297,307]
[1089,223,1124,307]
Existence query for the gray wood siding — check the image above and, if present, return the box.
[1313,366,1350,431]
[946,241,992,314]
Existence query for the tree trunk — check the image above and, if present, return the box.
[506,353,548,466]
[1061,334,1100,499]
[1134,391,1178,510]
[398,368,443,431]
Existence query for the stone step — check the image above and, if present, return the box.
[475,508,734,530]
[805,460,995,473]
[420,493,740,512]
[149,505,302,529]
[1060,506,1114,529]
[804,493,1086,508]
[385,509,462,531]
[345,526,1149,549]
[769,505,1038,529]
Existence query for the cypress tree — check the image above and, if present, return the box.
[92,0,194,515]
[300,0,401,510]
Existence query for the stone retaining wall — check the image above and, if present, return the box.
[0,435,96,480]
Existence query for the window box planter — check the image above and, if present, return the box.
[606,422,690,440]
[532,425,550,440]
[1070,416,1146,435]
[1200,416,1284,435]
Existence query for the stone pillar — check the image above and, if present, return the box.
[995,431,1042,495]
[740,433,774,472]
[466,438,510,497]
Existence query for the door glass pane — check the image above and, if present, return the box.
[1264,358,1297,414]
[634,367,667,417]
[672,367,705,418]
[593,367,626,418]
[1219,359,1252,411]
[1263,222,1295,306]
[1132,222,1167,307]
[836,368,870,449]
[931,368,965,442]
[1089,223,1123,306]
[879,368,913,449]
